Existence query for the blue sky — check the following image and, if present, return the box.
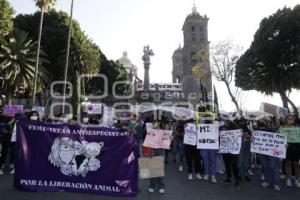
[8,0,300,111]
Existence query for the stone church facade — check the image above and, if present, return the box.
[172,5,212,106]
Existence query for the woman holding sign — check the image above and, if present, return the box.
[257,119,281,191]
[183,120,202,180]
[147,120,166,194]
[283,116,300,188]
[220,120,241,188]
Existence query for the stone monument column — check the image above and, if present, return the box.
[142,45,154,91]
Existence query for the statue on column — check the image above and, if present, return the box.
[142,45,154,91]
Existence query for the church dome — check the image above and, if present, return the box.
[118,51,132,66]
[172,44,183,57]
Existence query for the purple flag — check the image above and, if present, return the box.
[14,120,138,197]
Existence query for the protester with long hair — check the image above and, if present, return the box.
[0,114,13,175]
[220,120,240,188]
[258,119,281,191]
[147,120,166,194]
[237,118,252,182]
[283,115,300,188]
[184,119,202,180]
[200,119,218,183]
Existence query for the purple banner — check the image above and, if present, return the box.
[14,120,138,197]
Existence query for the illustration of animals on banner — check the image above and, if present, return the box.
[143,129,172,149]
[184,123,197,146]
[219,130,242,154]
[197,124,219,149]
[251,131,287,159]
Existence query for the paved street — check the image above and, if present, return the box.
[1,162,300,200]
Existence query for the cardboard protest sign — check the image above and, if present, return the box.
[219,129,242,154]
[184,123,197,146]
[3,105,23,116]
[197,124,219,149]
[138,156,164,179]
[260,102,289,118]
[280,127,300,143]
[143,129,172,149]
[251,131,287,159]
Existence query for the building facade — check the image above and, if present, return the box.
[172,5,212,106]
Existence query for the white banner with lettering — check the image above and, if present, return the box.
[251,131,287,159]
[219,129,242,154]
[197,124,219,149]
[184,123,197,146]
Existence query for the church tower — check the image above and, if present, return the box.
[172,3,212,106]
[172,44,183,83]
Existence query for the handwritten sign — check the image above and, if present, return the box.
[280,127,300,143]
[251,131,287,158]
[219,129,242,154]
[184,123,197,146]
[143,129,172,149]
[197,124,219,149]
[3,105,23,117]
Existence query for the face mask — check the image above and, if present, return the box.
[30,116,38,121]
[82,118,89,123]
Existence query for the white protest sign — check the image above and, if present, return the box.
[145,123,153,130]
[184,123,197,146]
[32,106,45,118]
[251,131,287,159]
[197,124,219,149]
[101,107,114,127]
[219,129,242,154]
[84,103,102,114]
[143,129,172,149]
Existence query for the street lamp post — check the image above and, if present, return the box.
[62,0,74,114]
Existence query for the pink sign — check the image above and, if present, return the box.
[143,128,172,149]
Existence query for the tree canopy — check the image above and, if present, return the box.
[235,5,300,112]
[0,29,48,103]
[0,0,14,37]
[13,9,128,100]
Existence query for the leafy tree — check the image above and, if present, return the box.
[14,10,83,83]
[0,30,48,104]
[14,10,128,108]
[65,36,100,110]
[86,51,128,98]
[193,41,243,115]
[32,0,57,106]
[236,6,300,116]
[0,0,14,37]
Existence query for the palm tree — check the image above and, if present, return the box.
[0,30,48,104]
[32,0,56,106]
[61,36,100,111]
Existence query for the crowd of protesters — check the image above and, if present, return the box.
[0,109,300,195]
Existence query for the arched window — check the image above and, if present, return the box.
[176,76,180,83]
[191,51,196,65]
